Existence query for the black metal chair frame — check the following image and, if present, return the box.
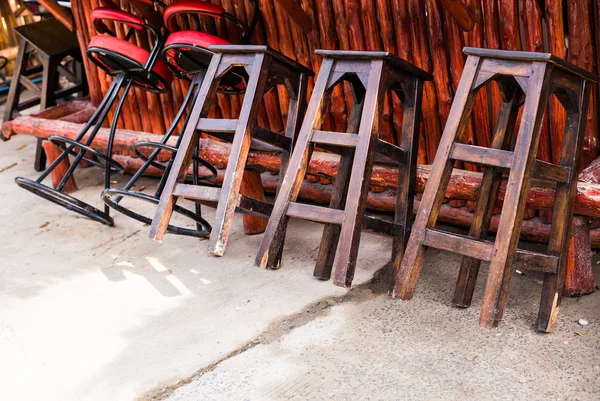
[101,0,259,237]
[15,5,169,226]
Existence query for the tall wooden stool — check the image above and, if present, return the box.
[392,48,597,332]
[3,18,87,171]
[149,45,312,255]
[254,50,431,287]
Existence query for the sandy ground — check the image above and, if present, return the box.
[1,132,599,401]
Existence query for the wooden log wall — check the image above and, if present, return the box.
[73,0,600,169]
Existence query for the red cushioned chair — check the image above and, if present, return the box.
[101,0,259,238]
[162,0,258,93]
[16,2,172,226]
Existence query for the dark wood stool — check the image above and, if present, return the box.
[392,47,598,332]
[149,45,312,255]
[254,50,431,288]
[3,18,87,171]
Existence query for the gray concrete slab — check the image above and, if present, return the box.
[164,251,600,401]
[0,135,385,401]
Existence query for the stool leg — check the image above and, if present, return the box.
[35,55,60,172]
[120,72,204,201]
[207,54,272,256]
[390,80,423,289]
[3,42,29,122]
[453,84,520,307]
[269,72,310,267]
[34,74,125,186]
[537,80,590,332]
[278,72,309,193]
[313,98,363,280]
[150,55,223,242]
[255,58,335,269]
[392,56,482,299]
[331,61,386,287]
[480,62,552,328]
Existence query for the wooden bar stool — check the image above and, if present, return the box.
[392,47,598,332]
[149,45,312,255]
[254,50,432,287]
[3,18,87,171]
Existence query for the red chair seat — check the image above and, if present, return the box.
[87,35,173,92]
[163,30,230,75]
[162,31,246,93]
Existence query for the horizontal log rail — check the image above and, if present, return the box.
[5,114,600,219]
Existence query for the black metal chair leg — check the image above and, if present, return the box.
[15,74,131,225]
[102,71,215,238]
[104,79,134,215]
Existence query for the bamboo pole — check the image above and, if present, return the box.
[407,0,443,164]
[567,0,599,168]
[545,0,568,165]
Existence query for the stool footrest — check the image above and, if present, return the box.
[424,229,494,261]
[424,228,559,273]
[533,160,570,183]
[286,202,345,224]
[363,216,403,237]
[197,118,237,133]
[252,127,292,150]
[376,139,409,165]
[173,183,220,200]
[312,130,358,148]
[514,249,559,273]
[451,143,570,183]
[173,184,273,217]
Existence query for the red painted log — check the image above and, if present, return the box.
[8,116,600,221]
[565,216,596,296]
[41,141,77,193]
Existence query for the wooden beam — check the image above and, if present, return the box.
[38,0,73,31]
[272,0,313,33]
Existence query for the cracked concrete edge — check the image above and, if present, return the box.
[136,265,392,401]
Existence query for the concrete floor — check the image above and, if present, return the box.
[1,134,599,401]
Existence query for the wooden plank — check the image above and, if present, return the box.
[172,184,220,201]
[197,118,238,133]
[252,126,292,150]
[286,202,344,225]
[450,143,513,168]
[423,229,494,261]
[515,250,558,274]
[533,160,570,183]
[376,139,408,165]
[362,216,402,237]
[311,130,359,148]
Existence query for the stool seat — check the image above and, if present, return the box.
[14,18,79,57]
[87,36,172,92]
